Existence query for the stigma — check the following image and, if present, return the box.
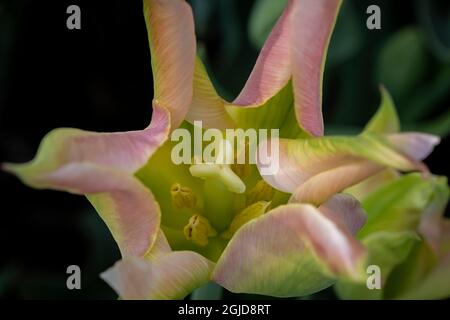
[189,163,246,194]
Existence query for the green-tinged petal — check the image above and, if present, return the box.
[364,232,420,278]
[86,173,161,257]
[227,82,294,131]
[345,169,400,202]
[359,174,442,238]
[213,200,366,297]
[145,230,172,259]
[335,231,420,300]
[346,174,450,300]
[144,0,196,128]
[186,58,301,135]
[186,58,299,135]
[258,133,434,195]
[3,105,170,257]
[190,282,223,300]
[383,240,441,299]
[418,176,449,253]
[389,182,450,300]
[101,231,215,300]
[185,58,235,129]
[3,104,170,185]
[363,86,400,134]
[397,251,450,300]
[229,0,342,136]
[364,88,440,161]
[290,0,342,136]
[289,161,383,205]
[396,220,450,300]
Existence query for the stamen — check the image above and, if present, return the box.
[183,214,217,246]
[221,201,270,239]
[246,180,275,205]
[171,183,197,209]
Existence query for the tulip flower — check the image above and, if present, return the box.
[2,0,442,299]
[335,173,449,299]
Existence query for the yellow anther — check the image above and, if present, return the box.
[183,214,217,247]
[246,180,275,205]
[171,183,197,209]
[222,201,270,239]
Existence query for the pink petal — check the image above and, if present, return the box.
[258,134,434,196]
[289,161,383,205]
[145,230,172,259]
[386,133,440,161]
[213,203,366,297]
[232,0,292,107]
[257,137,359,193]
[291,0,342,136]
[87,171,161,257]
[187,0,340,136]
[4,104,169,179]
[318,194,367,235]
[101,232,214,300]
[3,104,170,256]
[144,0,196,128]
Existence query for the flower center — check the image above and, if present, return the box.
[167,140,276,249]
[136,130,279,261]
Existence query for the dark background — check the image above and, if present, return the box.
[0,0,449,299]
